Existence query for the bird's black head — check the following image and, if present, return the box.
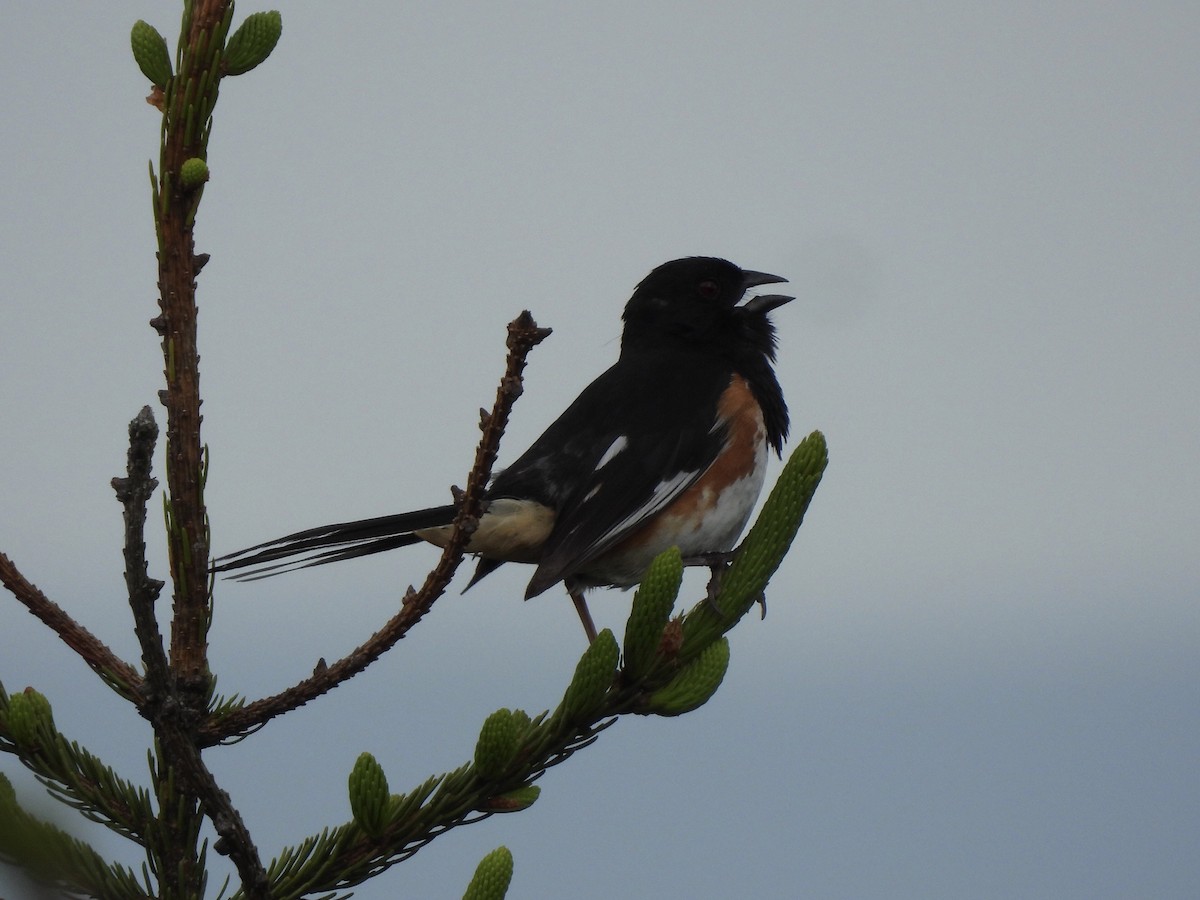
[620,257,792,360]
[621,256,793,453]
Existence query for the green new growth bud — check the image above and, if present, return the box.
[474,709,520,780]
[721,430,826,603]
[180,158,209,189]
[682,431,828,651]
[509,708,532,737]
[223,11,283,76]
[481,785,540,813]
[558,629,619,721]
[5,687,54,747]
[622,546,683,679]
[463,846,514,900]
[130,20,173,86]
[348,752,390,838]
[647,637,730,716]
[0,772,15,807]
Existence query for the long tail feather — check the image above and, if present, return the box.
[212,504,458,580]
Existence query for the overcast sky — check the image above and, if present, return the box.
[2,3,1197,898]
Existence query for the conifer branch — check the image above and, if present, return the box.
[0,685,156,846]
[231,433,827,894]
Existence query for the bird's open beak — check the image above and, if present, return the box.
[741,293,793,314]
[741,269,788,290]
[739,270,793,314]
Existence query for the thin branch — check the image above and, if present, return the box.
[111,405,170,696]
[199,311,551,746]
[0,555,143,701]
[110,406,267,890]
[155,726,268,896]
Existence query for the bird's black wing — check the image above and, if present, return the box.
[491,350,733,598]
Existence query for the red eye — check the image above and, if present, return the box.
[697,280,719,299]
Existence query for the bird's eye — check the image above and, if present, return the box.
[697,280,719,299]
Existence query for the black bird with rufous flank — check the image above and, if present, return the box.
[214,256,793,641]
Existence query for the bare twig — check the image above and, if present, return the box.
[0,554,143,701]
[111,405,170,695]
[199,311,551,746]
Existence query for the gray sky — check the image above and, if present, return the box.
[2,2,1197,898]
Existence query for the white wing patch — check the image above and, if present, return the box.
[590,467,699,547]
[594,435,628,470]
[581,438,768,588]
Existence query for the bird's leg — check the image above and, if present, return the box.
[682,548,766,619]
[566,581,598,643]
[703,563,727,615]
[681,550,734,569]
[682,551,734,615]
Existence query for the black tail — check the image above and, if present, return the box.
[212,504,457,581]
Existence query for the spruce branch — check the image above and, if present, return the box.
[0,686,155,847]
[679,430,829,658]
[151,0,241,702]
[109,403,255,894]
[0,771,151,899]
[135,3,281,894]
[232,435,826,894]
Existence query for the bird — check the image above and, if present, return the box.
[213,257,792,641]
